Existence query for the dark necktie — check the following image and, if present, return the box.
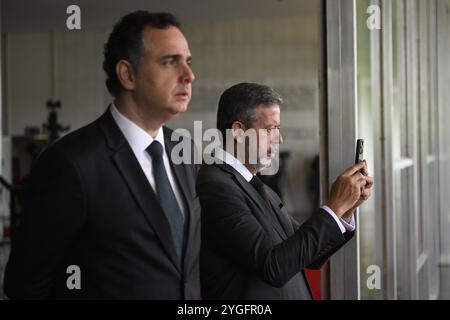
[250,175,270,206]
[146,140,184,259]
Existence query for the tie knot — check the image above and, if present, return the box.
[250,175,264,190]
[250,175,270,204]
[147,140,164,158]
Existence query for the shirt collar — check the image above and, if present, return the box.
[110,102,165,154]
[215,148,254,182]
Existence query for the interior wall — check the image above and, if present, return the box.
[2,0,317,32]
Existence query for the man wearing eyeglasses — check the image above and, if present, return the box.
[197,82,373,300]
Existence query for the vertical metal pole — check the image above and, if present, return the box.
[325,0,360,300]
[318,0,330,300]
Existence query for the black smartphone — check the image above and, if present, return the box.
[355,139,365,175]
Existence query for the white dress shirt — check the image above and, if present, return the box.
[110,103,186,218]
[214,148,355,234]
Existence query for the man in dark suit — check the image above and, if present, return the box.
[4,11,200,299]
[197,83,373,299]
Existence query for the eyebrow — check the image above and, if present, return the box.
[159,54,192,63]
[264,125,280,130]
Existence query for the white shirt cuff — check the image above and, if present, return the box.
[321,206,355,233]
[340,215,356,232]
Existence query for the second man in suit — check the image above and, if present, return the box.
[197,82,373,299]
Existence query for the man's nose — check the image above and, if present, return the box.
[181,63,195,83]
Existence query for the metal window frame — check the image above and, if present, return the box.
[437,0,450,272]
[323,0,446,300]
[323,0,360,300]
[380,0,397,300]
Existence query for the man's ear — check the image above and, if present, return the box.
[116,60,136,91]
[231,121,246,143]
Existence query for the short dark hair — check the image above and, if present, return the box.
[103,11,181,97]
[216,82,283,141]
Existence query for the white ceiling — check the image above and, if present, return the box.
[2,0,318,32]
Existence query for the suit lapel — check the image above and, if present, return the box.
[164,127,194,204]
[217,163,287,240]
[99,108,181,274]
[266,190,295,237]
[163,128,198,269]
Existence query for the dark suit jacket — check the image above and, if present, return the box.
[4,108,201,299]
[197,163,354,300]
